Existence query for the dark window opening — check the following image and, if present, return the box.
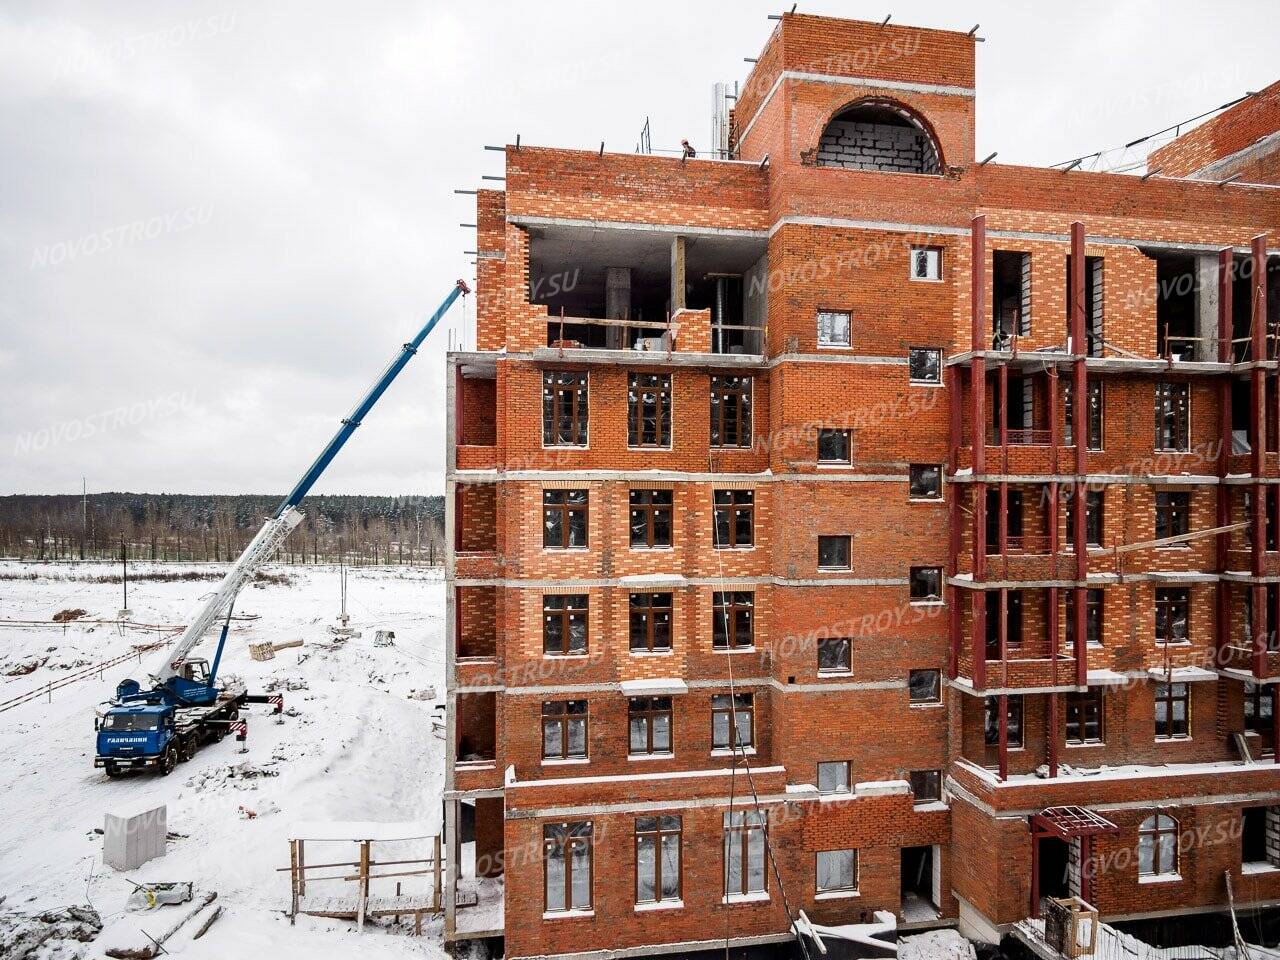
[1155,588,1190,645]
[543,594,588,656]
[1064,588,1104,648]
[985,489,1024,553]
[985,589,1023,658]
[1063,380,1104,450]
[1065,689,1105,744]
[1155,491,1191,544]
[1245,683,1275,733]
[543,489,588,549]
[1153,253,1201,361]
[630,489,673,548]
[713,490,754,548]
[628,373,672,448]
[909,669,941,703]
[543,371,589,446]
[910,566,943,601]
[629,592,673,653]
[1065,489,1104,548]
[1155,382,1190,452]
[1241,807,1279,868]
[818,428,852,463]
[993,250,1031,348]
[1066,254,1104,357]
[818,637,852,674]
[1155,682,1189,739]
[984,695,1024,748]
[1243,490,1278,551]
[909,347,942,383]
[713,591,755,649]
[710,376,753,448]
[909,464,942,499]
[1243,585,1280,652]
[909,770,942,803]
[818,535,850,570]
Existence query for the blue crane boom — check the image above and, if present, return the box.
[275,278,471,516]
[139,279,470,694]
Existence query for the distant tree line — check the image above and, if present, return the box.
[0,493,446,566]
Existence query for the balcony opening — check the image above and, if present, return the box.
[1141,249,1218,362]
[984,589,1024,658]
[457,372,496,446]
[985,489,1024,554]
[456,691,496,764]
[989,371,1047,445]
[455,484,496,554]
[815,100,942,175]
[900,846,940,922]
[526,223,766,353]
[452,796,505,938]
[456,586,496,660]
[992,250,1031,348]
[1065,254,1104,357]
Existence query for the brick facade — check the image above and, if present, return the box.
[443,12,1280,959]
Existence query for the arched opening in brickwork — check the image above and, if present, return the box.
[816,99,942,174]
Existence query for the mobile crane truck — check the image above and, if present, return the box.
[94,280,469,777]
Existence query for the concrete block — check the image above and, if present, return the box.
[104,801,167,871]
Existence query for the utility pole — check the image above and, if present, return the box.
[119,539,131,620]
[81,478,86,561]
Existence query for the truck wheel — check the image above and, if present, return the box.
[181,736,197,761]
[161,746,178,776]
[104,763,122,778]
[227,708,240,722]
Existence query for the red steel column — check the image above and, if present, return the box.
[972,216,988,691]
[1217,248,1233,667]
[998,364,1010,686]
[1253,235,1268,679]
[1070,223,1088,688]
[998,692,1008,781]
[1048,369,1061,777]
[1030,831,1041,917]
[948,366,963,679]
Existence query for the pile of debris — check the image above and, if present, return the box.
[0,903,102,960]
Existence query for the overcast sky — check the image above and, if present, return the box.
[2,1,1277,498]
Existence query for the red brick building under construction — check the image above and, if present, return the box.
[443,12,1280,958]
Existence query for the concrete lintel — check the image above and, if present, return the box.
[449,468,909,484]
[453,575,910,589]
[508,213,768,241]
[529,346,764,368]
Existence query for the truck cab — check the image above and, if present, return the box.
[95,704,176,776]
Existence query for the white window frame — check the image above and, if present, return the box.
[909,246,943,282]
[817,310,851,349]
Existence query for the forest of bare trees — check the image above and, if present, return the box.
[0,493,446,566]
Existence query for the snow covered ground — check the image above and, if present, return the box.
[0,559,451,959]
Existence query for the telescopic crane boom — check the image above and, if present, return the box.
[146,280,469,690]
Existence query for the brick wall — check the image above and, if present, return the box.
[446,10,1280,955]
